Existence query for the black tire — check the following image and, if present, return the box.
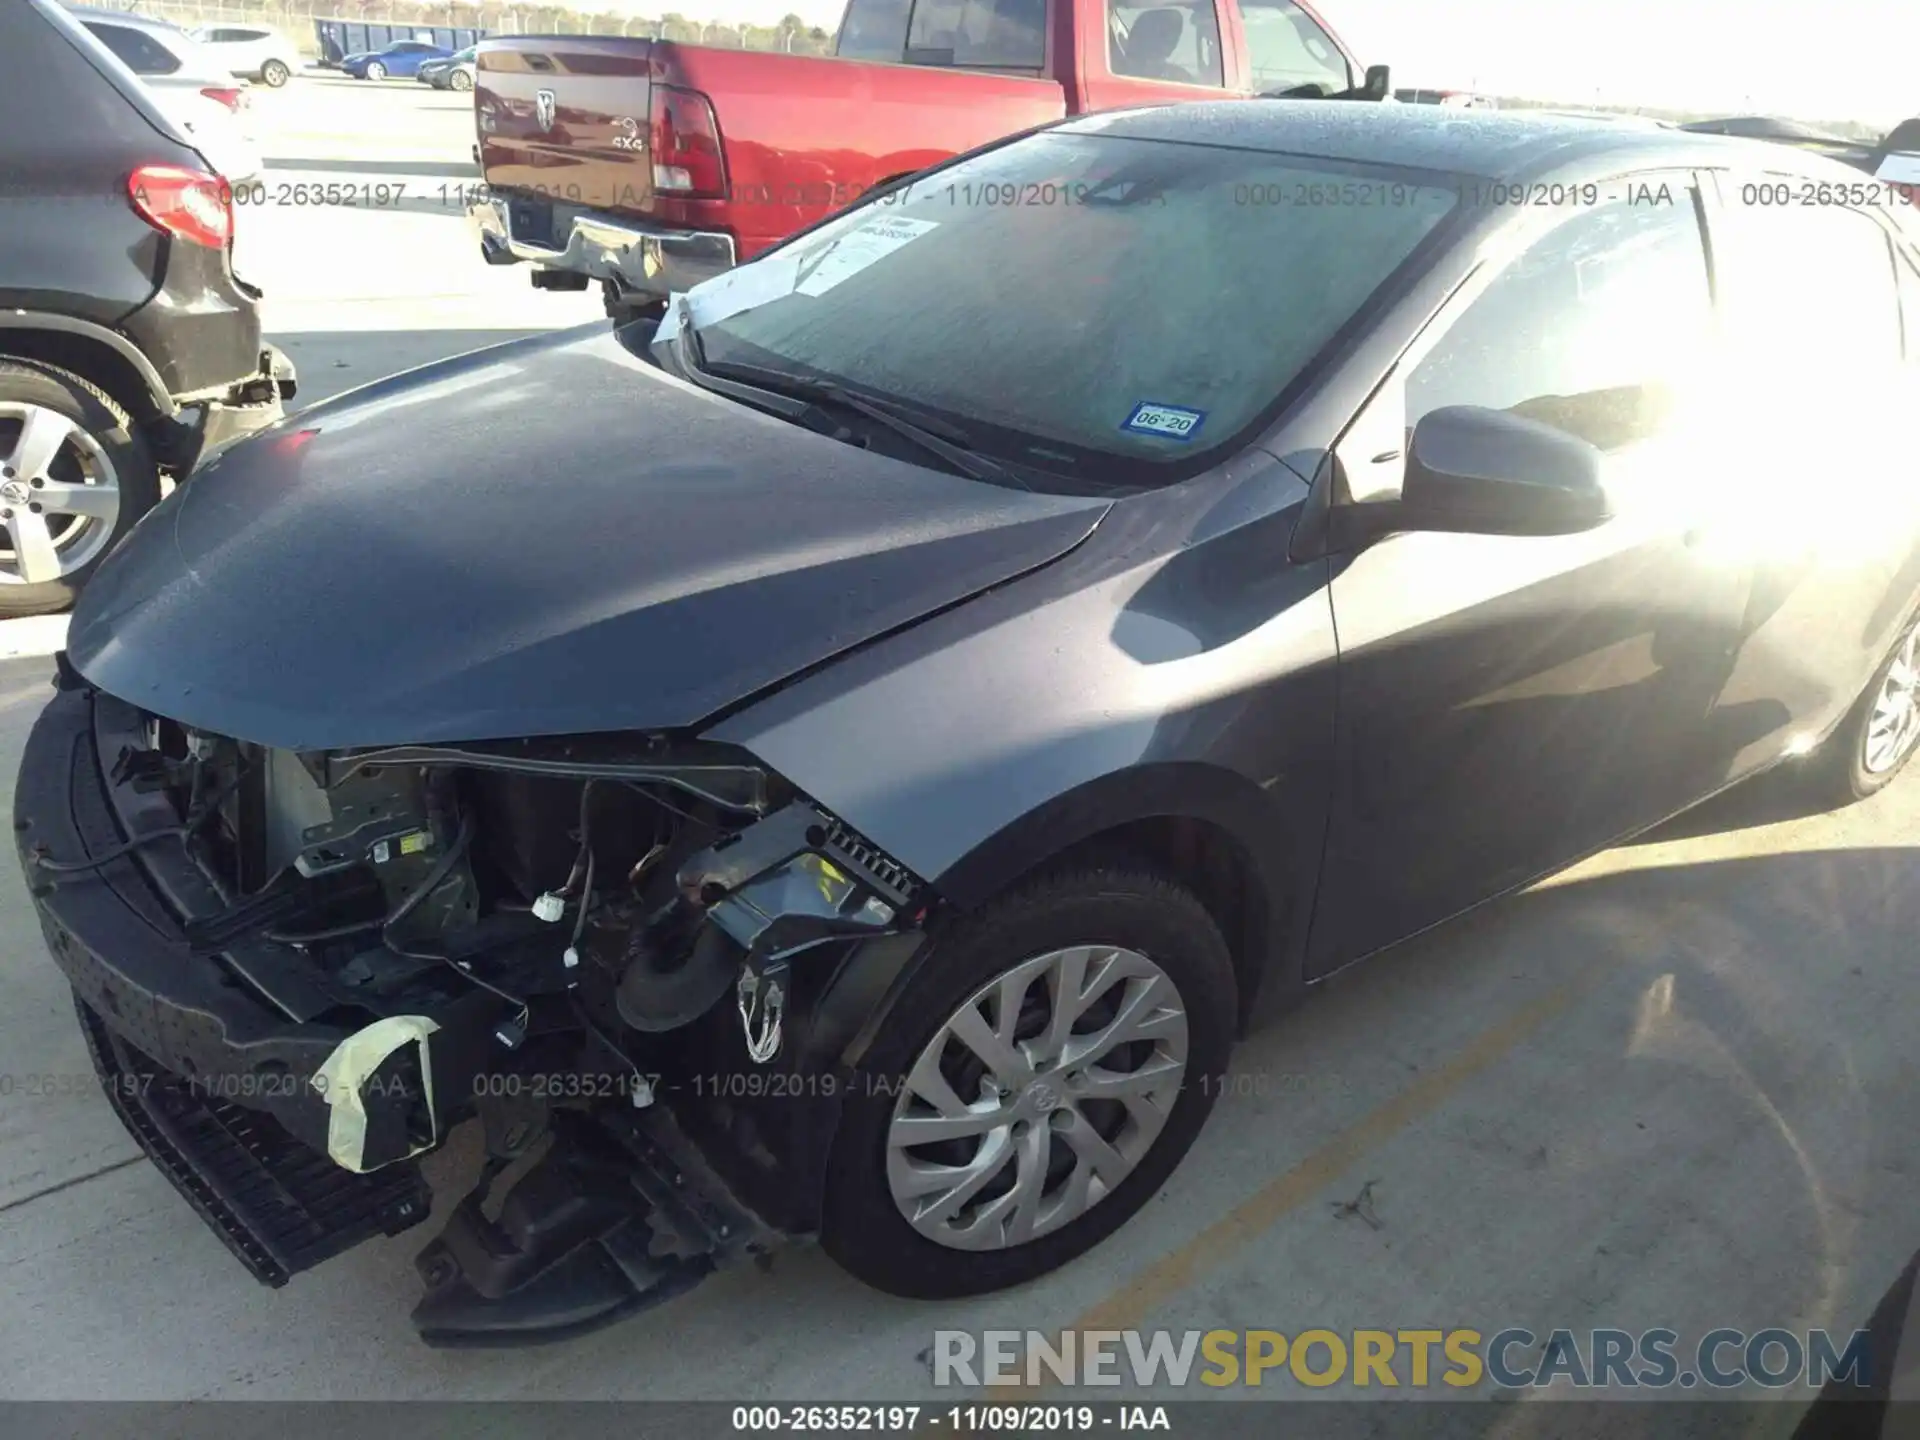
[604,285,666,329]
[820,866,1235,1300]
[1805,615,1920,807]
[0,359,159,619]
[450,69,473,92]
[261,59,291,87]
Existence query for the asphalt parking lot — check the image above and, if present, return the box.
[2,71,1919,1424]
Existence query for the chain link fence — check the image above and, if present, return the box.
[117,0,834,58]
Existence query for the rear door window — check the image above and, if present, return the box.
[1241,0,1349,95]
[1716,182,1903,375]
[86,22,182,75]
[1107,0,1225,86]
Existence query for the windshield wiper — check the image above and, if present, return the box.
[705,359,1027,489]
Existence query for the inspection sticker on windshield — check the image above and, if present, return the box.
[793,216,939,297]
[1876,151,1920,185]
[1122,402,1207,442]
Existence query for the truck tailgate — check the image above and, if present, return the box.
[475,35,655,214]
[475,35,1068,261]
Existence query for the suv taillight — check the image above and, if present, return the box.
[649,84,726,198]
[128,164,234,249]
[201,86,247,112]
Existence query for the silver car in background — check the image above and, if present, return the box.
[189,21,300,87]
[416,44,477,91]
[68,7,263,181]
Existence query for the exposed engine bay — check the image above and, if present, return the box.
[18,681,934,1343]
[163,720,922,1095]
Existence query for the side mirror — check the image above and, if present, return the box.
[1398,405,1611,537]
[1361,63,1391,101]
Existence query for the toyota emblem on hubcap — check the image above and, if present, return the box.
[1025,1080,1062,1113]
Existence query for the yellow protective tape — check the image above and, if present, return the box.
[313,1015,441,1173]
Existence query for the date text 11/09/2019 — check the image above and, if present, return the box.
[464,1069,1350,1102]
[730,1406,1171,1432]
[0,1067,1343,1105]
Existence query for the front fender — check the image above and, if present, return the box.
[710,454,1337,1027]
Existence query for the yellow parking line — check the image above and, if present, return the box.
[986,971,1603,1393]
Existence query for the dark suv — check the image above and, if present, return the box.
[0,0,294,619]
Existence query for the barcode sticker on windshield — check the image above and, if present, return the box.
[793,216,939,297]
[1122,402,1206,441]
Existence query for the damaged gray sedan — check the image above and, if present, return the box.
[15,103,1920,1344]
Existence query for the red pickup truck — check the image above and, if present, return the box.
[467,0,1381,320]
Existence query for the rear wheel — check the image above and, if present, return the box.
[821,866,1235,1299]
[364,61,386,81]
[260,58,291,87]
[1808,617,1920,805]
[0,360,159,619]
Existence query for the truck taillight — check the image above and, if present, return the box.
[127,164,233,249]
[649,84,726,198]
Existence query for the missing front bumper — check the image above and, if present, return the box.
[411,1104,776,1347]
[74,997,431,1286]
[13,680,788,1338]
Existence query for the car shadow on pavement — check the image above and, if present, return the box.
[1632,761,1838,846]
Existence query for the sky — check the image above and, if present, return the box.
[586,0,1918,127]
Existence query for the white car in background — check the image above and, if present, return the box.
[189,22,301,87]
[70,7,263,181]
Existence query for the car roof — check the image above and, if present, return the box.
[1061,99,1869,184]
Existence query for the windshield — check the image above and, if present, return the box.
[685,130,1460,488]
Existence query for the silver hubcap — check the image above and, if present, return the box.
[1864,626,1920,775]
[886,945,1189,1251]
[0,403,121,587]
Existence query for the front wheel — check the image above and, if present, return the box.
[450,69,473,92]
[0,360,159,618]
[260,59,290,87]
[363,61,386,81]
[1808,618,1920,805]
[821,866,1235,1299]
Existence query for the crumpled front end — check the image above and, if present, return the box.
[13,660,935,1344]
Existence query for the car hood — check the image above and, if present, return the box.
[67,326,1109,751]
